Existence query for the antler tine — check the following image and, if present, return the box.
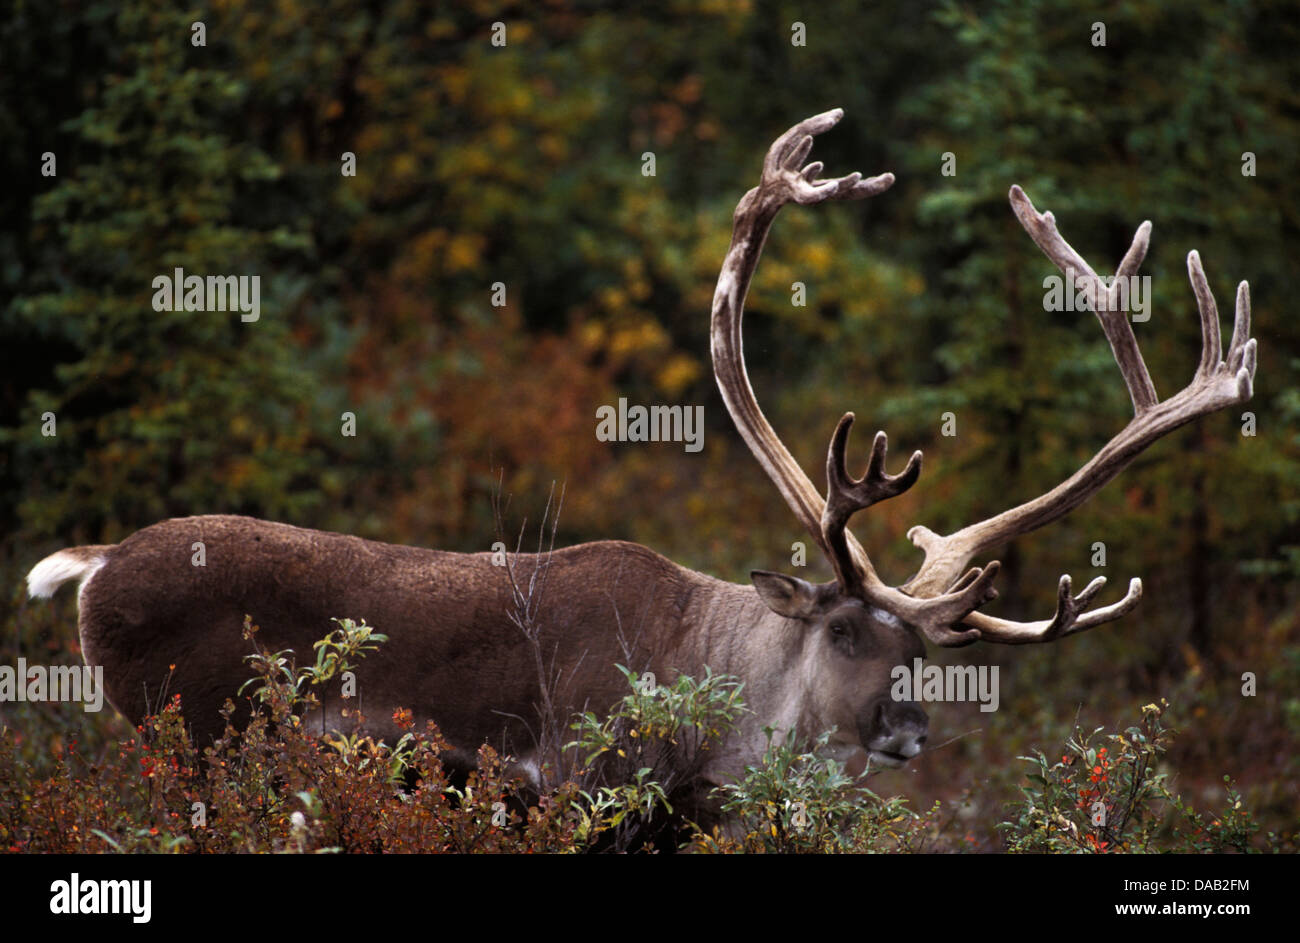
[1189,251,1222,376]
[826,415,922,519]
[820,413,921,593]
[1115,218,1152,281]
[818,413,1000,646]
[1008,185,1158,415]
[1228,281,1251,371]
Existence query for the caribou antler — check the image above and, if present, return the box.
[712,110,1258,648]
[902,185,1256,644]
[712,109,996,645]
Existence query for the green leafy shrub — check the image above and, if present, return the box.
[690,726,937,853]
[566,664,747,852]
[999,700,1261,853]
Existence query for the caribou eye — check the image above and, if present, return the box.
[830,622,849,638]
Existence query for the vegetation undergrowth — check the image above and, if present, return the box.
[0,623,1271,853]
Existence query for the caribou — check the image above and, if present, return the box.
[27,110,1257,788]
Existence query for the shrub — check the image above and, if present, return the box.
[689,726,938,853]
[566,664,747,851]
[0,619,744,853]
[0,622,1268,854]
[998,699,1261,853]
[0,616,584,852]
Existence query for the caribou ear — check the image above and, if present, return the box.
[751,571,824,619]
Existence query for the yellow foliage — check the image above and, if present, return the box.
[396,230,449,282]
[655,354,701,397]
[622,258,652,302]
[609,320,669,359]
[392,152,418,181]
[599,287,629,313]
[578,320,606,352]
[444,233,485,273]
[437,65,470,106]
[800,241,833,275]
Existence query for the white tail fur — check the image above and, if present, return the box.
[27,548,110,600]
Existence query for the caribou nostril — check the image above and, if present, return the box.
[916,735,927,748]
